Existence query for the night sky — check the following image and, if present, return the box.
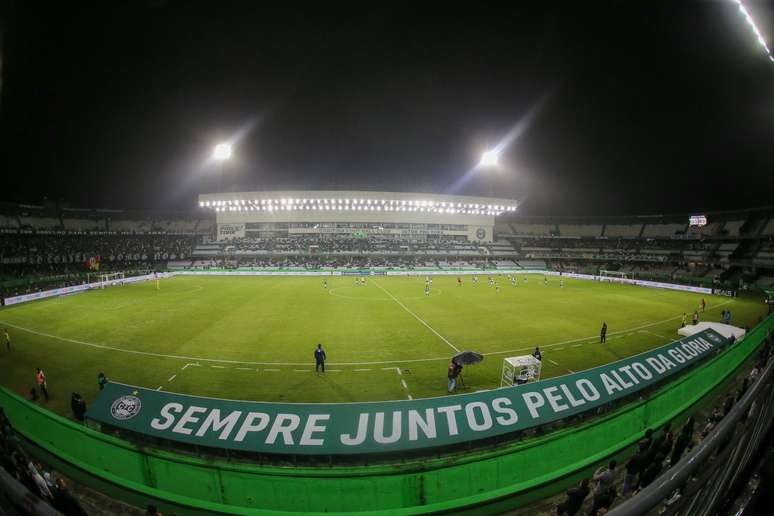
[1,1,773,216]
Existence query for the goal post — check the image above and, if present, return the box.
[500,355,542,387]
[599,270,629,283]
[98,272,126,289]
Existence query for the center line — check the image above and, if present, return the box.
[371,280,460,353]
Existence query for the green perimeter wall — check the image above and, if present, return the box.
[1,316,772,515]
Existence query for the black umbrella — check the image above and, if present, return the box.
[452,351,484,366]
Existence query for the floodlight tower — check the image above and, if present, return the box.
[212,142,232,192]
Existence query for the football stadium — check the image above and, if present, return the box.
[1,2,774,516]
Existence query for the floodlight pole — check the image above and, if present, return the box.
[217,162,224,193]
[212,143,232,193]
[479,150,498,197]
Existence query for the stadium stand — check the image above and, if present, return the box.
[2,202,774,298]
[723,219,745,236]
[18,216,61,231]
[508,223,554,236]
[62,217,105,231]
[686,221,722,237]
[558,224,602,237]
[641,223,685,238]
[0,215,19,230]
[604,224,642,237]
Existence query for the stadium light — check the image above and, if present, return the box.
[213,143,232,161]
[731,0,774,63]
[480,150,499,167]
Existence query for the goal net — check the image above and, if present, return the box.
[501,355,542,387]
[98,272,126,289]
[599,270,629,283]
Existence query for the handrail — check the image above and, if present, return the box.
[609,345,773,515]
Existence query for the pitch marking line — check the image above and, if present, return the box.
[0,300,733,367]
[167,374,177,382]
[640,329,674,340]
[156,386,163,391]
[371,279,461,353]
[264,368,281,372]
[483,299,734,358]
[353,368,372,372]
[395,368,413,400]
[548,359,559,366]
[235,367,252,371]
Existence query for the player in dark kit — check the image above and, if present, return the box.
[600,322,607,343]
[314,344,327,373]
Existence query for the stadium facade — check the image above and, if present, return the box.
[198,190,518,243]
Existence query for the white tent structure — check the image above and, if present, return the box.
[678,321,746,341]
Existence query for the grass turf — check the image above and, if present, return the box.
[0,274,767,416]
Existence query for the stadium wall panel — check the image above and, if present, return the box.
[1,316,771,514]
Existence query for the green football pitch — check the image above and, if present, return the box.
[0,275,767,416]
